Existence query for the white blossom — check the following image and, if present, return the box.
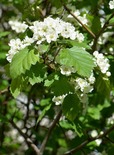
[6,37,34,62]
[23,36,34,46]
[107,113,114,124]
[52,94,67,105]
[75,31,84,42]
[75,78,93,93]
[109,0,114,9]
[88,73,95,84]
[6,38,24,62]
[60,65,76,76]
[9,20,28,33]
[7,16,85,62]
[67,10,88,25]
[90,130,102,146]
[90,130,98,138]
[29,17,84,44]
[93,51,111,76]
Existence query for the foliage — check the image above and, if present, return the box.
[0,0,114,155]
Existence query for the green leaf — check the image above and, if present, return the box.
[59,120,83,137]
[44,74,59,87]
[51,76,74,96]
[10,48,39,79]
[0,52,7,59]
[68,40,91,50]
[88,106,101,120]
[10,76,27,98]
[62,94,80,121]
[26,62,47,85]
[0,31,10,38]
[91,16,101,34]
[40,98,51,106]
[96,75,110,99]
[37,104,51,123]
[57,46,95,77]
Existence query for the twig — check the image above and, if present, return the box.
[10,119,41,155]
[40,109,62,154]
[63,4,96,39]
[92,12,114,51]
[63,125,114,155]
[105,136,114,144]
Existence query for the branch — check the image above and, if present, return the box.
[63,125,114,155]
[63,4,96,39]
[92,12,114,51]
[10,119,41,155]
[40,109,62,154]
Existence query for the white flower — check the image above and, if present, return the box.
[93,51,111,75]
[95,139,102,146]
[109,0,114,9]
[9,20,28,33]
[45,29,58,43]
[6,49,17,62]
[76,78,93,93]
[23,36,34,46]
[88,73,95,84]
[60,65,76,76]
[7,37,34,62]
[52,94,67,105]
[78,14,88,25]
[67,10,88,25]
[29,17,82,44]
[107,113,114,124]
[90,130,98,138]
[90,130,102,146]
[6,38,23,62]
[75,31,84,42]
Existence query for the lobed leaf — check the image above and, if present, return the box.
[51,76,74,96]
[10,48,39,79]
[57,46,95,77]
[62,94,80,121]
[10,76,27,98]
[26,62,47,85]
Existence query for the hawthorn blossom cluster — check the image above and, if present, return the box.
[72,73,95,104]
[93,51,111,76]
[9,20,28,33]
[6,37,34,62]
[7,17,84,62]
[52,73,95,105]
[29,17,84,44]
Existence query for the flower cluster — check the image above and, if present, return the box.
[7,17,84,62]
[9,20,28,33]
[93,51,111,76]
[109,0,114,9]
[6,37,34,62]
[71,73,95,104]
[29,17,84,44]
